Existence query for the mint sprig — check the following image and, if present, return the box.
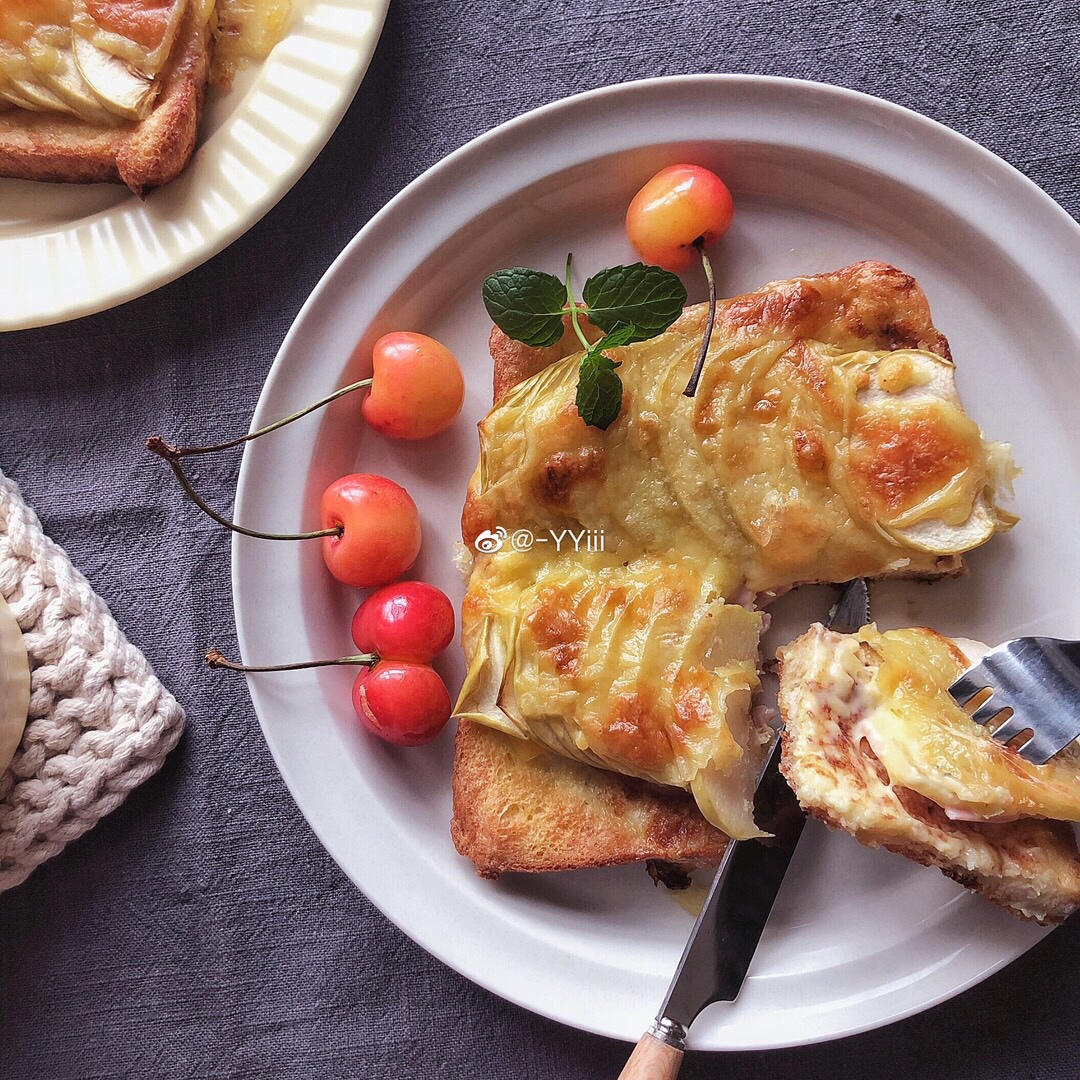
[483,255,686,429]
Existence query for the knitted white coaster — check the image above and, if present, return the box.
[0,469,185,892]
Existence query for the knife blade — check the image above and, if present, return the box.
[617,579,869,1079]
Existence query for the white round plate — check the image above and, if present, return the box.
[0,0,388,331]
[231,75,1080,1049]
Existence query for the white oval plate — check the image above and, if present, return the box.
[0,0,388,331]
[231,75,1080,1049]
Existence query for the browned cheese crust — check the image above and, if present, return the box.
[777,625,1080,925]
[0,3,212,196]
[453,260,966,878]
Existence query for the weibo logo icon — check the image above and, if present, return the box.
[473,527,508,553]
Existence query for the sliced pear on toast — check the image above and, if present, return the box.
[887,494,1000,555]
[73,34,154,119]
[0,71,63,112]
[845,349,1017,556]
[0,43,75,113]
[22,31,117,124]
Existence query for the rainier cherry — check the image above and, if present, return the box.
[352,663,451,746]
[625,164,734,397]
[207,581,456,747]
[351,581,455,662]
[321,475,421,589]
[625,164,734,272]
[363,332,465,440]
[146,330,462,587]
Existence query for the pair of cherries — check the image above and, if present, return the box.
[207,579,456,747]
[150,331,465,590]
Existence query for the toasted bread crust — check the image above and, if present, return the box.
[451,722,728,877]
[0,2,211,196]
[777,626,1080,924]
[453,261,974,878]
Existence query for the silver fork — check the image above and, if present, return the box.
[948,638,1080,764]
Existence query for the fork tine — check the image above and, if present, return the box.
[986,710,1029,744]
[951,636,1080,765]
[969,698,1005,728]
[1017,732,1059,766]
[949,670,986,706]
[1019,719,1079,765]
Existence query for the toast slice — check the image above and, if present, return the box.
[453,316,730,876]
[0,1,212,196]
[777,624,1080,924]
[451,261,1015,878]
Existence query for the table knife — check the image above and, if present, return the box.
[617,578,870,1079]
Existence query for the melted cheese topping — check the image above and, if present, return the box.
[848,626,1080,821]
[457,274,1017,839]
[469,327,1013,594]
[456,550,769,838]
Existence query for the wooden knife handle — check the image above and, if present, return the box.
[617,1032,684,1080]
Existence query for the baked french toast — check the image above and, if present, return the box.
[778,624,1080,924]
[453,316,730,875]
[452,260,1017,877]
[0,0,212,195]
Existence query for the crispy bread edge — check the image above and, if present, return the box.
[451,721,728,877]
[0,2,212,195]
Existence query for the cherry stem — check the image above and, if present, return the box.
[682,240,716,398]
[206,649,378,672]
[150,451,342,541]
[147,379,374,460]
[565,253,593,353]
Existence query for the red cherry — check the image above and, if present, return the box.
[352,661,452,746]
[351,581,455,663]
[361,332,466,440]
[321,474,421,589]
[625,164,734,272]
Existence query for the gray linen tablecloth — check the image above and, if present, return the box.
[1,1,1078,1076]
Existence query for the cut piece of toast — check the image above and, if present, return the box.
[777,624,1080,924]
[0,1,212,195]
[452,721,729,877]
[451,261,1013,878]
[453,314,730,876]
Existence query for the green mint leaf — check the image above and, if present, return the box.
[483,268,567,347]
[581,263,687,343]
[595,323,637,350]
[576,349,623,430]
